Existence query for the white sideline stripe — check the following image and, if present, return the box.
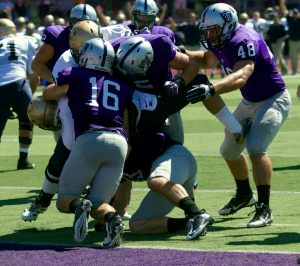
[1,187,300,194]
[236,223,300,227]
[0,241,299,255]
[0,154,52,156]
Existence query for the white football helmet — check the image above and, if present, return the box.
[200,3,239,50]
[115,36,154,80]
[69,4,97,29]
[78,38,115,72]
[132,0,159,31]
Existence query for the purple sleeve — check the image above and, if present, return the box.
[43,26,59,48]
[231,39,259,64]
[56,67,74,86]
[154,35,176,66]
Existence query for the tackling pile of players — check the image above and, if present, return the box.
[0,0,291,247]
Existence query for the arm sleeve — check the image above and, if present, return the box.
[42,26,58,48]
[56,67,73,86]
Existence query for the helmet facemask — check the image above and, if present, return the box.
[200,22,236,50]
[132,13,156,32]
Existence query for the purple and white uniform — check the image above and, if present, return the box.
[127,132,198,222]
[42,25,70,73]
[109,34,176,95]
[57,67,133,206]
[214,25,291,159]
[121,23,175,43]
[212,24,286,102]
[56,67,133,140]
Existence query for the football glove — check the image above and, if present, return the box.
[232,118,252,145]
[186,84,215,104]
[175,45,186,54]
[162,77,185,97]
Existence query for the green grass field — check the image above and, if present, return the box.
[1,77,300,253]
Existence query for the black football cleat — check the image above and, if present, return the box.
[17,159,36,170]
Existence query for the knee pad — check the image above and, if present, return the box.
[19,123,33,131]
[19,136,32,145]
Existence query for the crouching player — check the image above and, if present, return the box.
[123,133,214,240]
[43,38,133,246]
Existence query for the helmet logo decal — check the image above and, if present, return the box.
[138,56,151,72]
[220,10,232,23]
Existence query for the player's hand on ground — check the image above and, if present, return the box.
[186,84,215,104]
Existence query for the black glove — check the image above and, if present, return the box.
[186,84,215,104]
[162,77,185,97]
[175,45,186,54]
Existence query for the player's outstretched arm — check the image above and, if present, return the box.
[31,43,54,83]
[29,73,40,95]
[185,50,219,69]
[213,60,254,95]
[168,52,199,85]
[43,83,69,100]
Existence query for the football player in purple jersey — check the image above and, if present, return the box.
[120,0,175,42]
[185,3,291,228]
[122,132,214,240]
[43,38,133,247]
[31,4,97,83]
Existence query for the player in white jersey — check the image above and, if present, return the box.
[100,24,133,41]
[0,19,39,169]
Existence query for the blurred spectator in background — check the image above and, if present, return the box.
[26,22,42,48]
[279,0,300,75]
[186,0,196,15]
[168,12,201,51]
[202,0,213,11]
[112,0,125,19]
[56,17,65,25]
[175,0,186,20]
[267,13,289,75]
[247,11,266,38]
[164,0,174,18]
[0,0,13,20]
[37,14,54,36]
[51,0,69,19]
[239,12,254,28]
[16,16,26,36]
[14,0,30,19]
[156,3,167,26]
[38,0,51,24]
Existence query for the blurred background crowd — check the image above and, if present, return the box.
[0,0,299,75]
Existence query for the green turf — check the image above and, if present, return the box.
[0,77,300,252]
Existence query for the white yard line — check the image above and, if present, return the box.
[1,187,299,194]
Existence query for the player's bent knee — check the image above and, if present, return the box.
[220,144,242,161]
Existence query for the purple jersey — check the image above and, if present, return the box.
[56,67,133,140]
[42,25,70,72]
[123,133,180,182]
[211,25,286,102]
[109,34,176,95]
[122,23,175,43]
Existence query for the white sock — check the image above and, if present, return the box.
[214,105,242,133]
[42,169,60,194]
[19,147,30,153]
